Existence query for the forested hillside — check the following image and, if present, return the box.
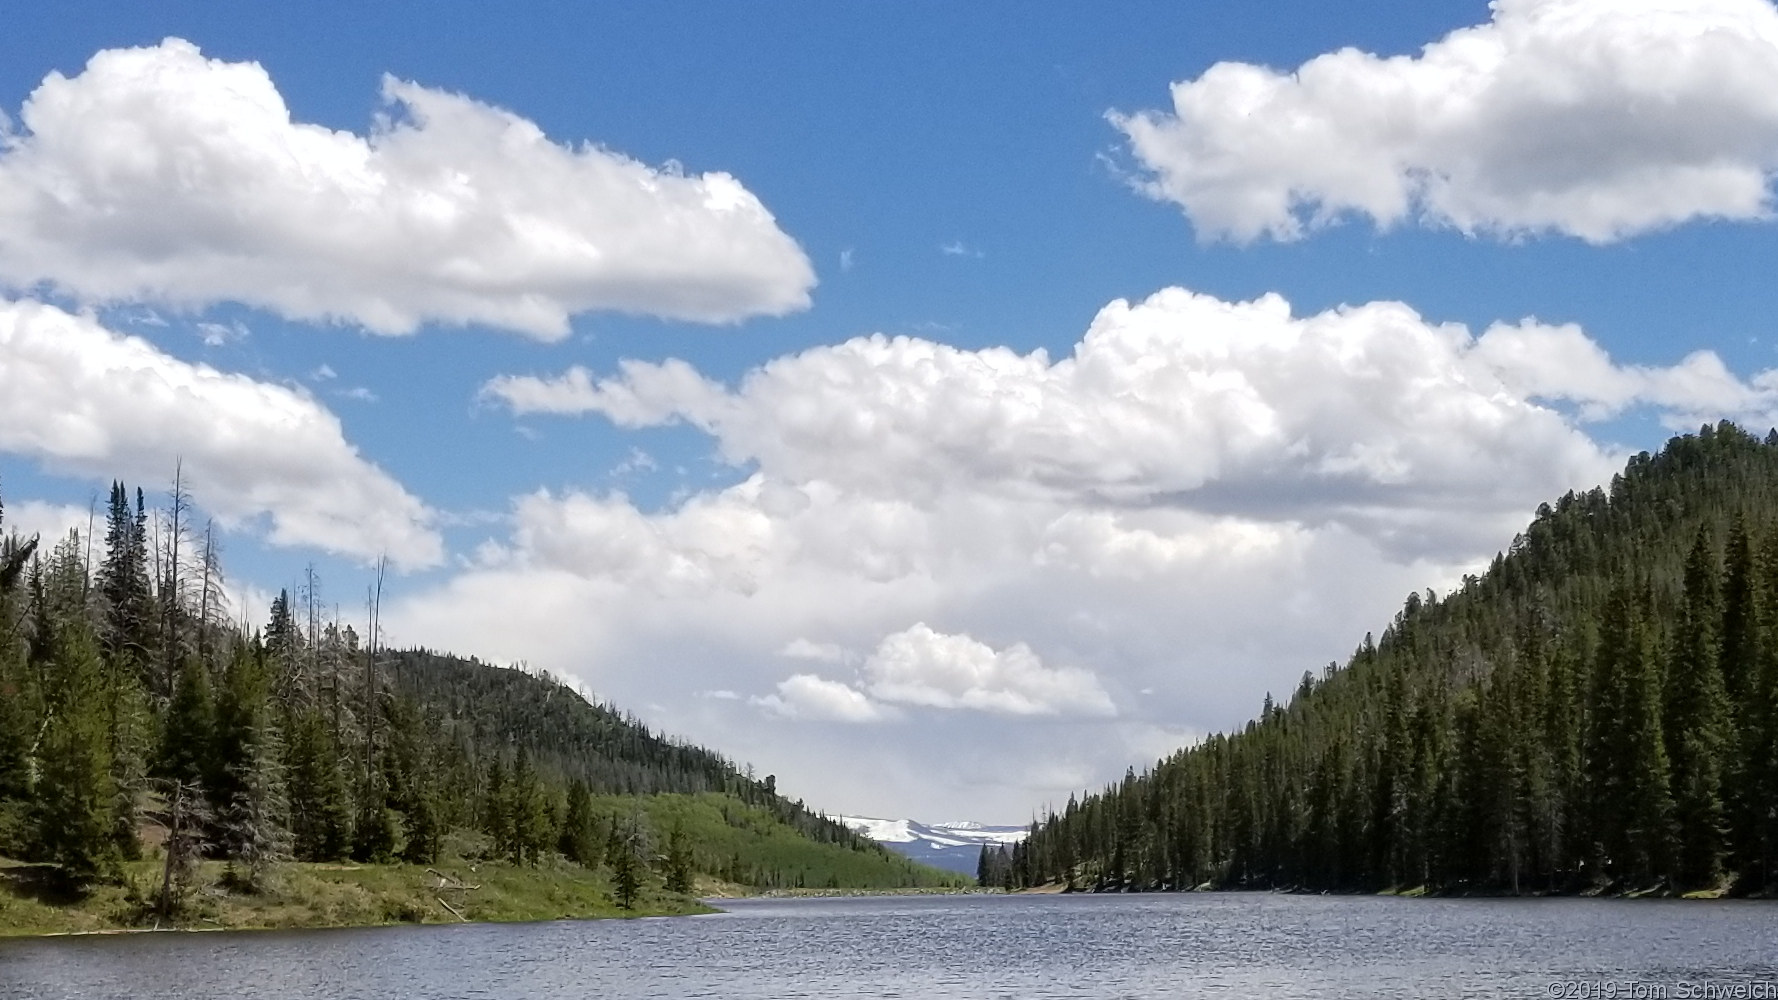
[0,476,952,920]
[1000,423,1778,897]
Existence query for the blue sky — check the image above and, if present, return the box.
[6,1,1778,821]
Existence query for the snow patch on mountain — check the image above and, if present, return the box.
[842,816,918,843]
[837,815,1029,875]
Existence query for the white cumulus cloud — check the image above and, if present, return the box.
[753,674,895,723]
[0,38,815,337]
[1473,319,1778,423]
[481,359,728,423]
[758,624,1115,721]
[0,299,442,567]
[859,623,1115,717]
[2,500,91,545]
[488,286,1770,556]
[1114,0,1778,243]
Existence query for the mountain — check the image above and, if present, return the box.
[1010,423,1778,897]
[838,815,1028,876]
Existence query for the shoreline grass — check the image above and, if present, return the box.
[0,856,712,937]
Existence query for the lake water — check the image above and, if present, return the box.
[2,893,1775,999]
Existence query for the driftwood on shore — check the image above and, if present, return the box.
[428,868,479,922]
[426,868,482,891]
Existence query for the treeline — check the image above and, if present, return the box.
[0,475,921,910]
[1008,422,1778,896]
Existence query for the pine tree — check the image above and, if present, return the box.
[1373,665,1413,887]
[32,619,120,887]
[509,745,550,865]
[612,843,641,909]
[664,822,694,894]
[157,656,214,788]
[399,786,442,866]
[1585,587,1635,879]
[351,797,399,864]
[1745,631,1778,892]
[0,492,40,845]
[483,753,511,857]
[264,588,301,701]
[1476,669,1528,893]
[104,678,149,863]
[1620,606,1675,886]
[1721,516,1759,704]
[1735,525,1778,891]
[1666,526,1730,889]
[1542,633,1586,887]
[284,708,351,861]
[559,779,600,867]
[993,844,1015,890]
[385,698,441,865]
[608,811,651,909]
[96,480,159,859]
[213,644,289,891]
[97,481,155,684]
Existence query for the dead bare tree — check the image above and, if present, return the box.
[195,521,228,667]
[154,778,210,921]
[160,461,192,696]
[363,556,386,797]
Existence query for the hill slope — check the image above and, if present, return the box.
[1009,423,1778,897]
[383,648,912,866]
[382,649,962,890]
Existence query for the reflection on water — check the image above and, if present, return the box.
[2,892,1775,999]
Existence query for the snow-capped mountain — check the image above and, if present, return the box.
[838,815,1028,876]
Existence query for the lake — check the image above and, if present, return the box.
[2,893,1775,999]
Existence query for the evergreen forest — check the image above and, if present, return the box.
[989,423,1778,897]
[0,474,953,923]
